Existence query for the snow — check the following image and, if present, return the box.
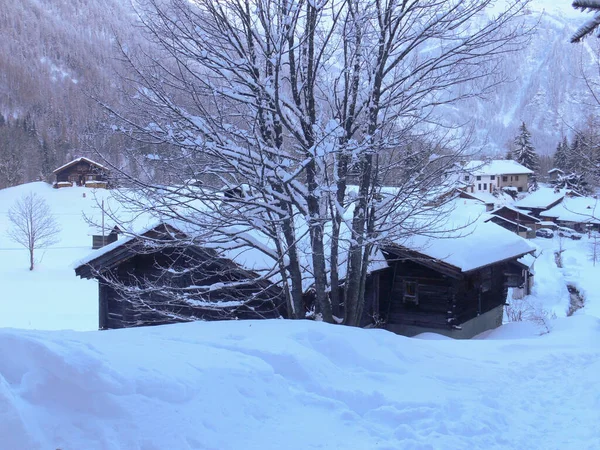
[52,157,109,174]
[400,199,535,273]
[463,160,534,176]
[540,196,600,224]
[489,205,539,222]
[514,187,567,210]
[1,184,600,448]
[0,182,112,331]
[1,316,600,449]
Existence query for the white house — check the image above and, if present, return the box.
[462,160,533,194]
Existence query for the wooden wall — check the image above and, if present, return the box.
[373,259,508,331]
[97,247,284,329]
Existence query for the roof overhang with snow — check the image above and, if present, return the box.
[53,157,109,174]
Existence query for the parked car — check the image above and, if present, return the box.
[536,228,554,239]
[557,226,582,240]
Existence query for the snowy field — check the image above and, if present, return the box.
[0,182,107,330]
[1,183,600,448]
[2,318,599,449]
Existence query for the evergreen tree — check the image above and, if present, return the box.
[39,137,54,181]
[513,122,539,172]
[569,133,586,175]
[553,137,570,172]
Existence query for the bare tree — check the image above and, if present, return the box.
[8,192,61,270]
[97,0,533,325]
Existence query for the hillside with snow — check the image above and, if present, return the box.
[449,0,600,154]
[0,0,598,184]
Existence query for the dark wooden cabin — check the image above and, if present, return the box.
[491,205,539,226]
[361,245,533,339]
[484,216,533,239]
[75,224,285,329]
[53,157,109,188]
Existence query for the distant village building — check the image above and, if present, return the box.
[462,160,533,194]
[485,205,540,238]
[540,196,600,232]
[513,187,579,218]
[547,168,564,182]
[53,157,110,188]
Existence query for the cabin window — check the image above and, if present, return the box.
[464,175,470,181]
[478,183,481,190]
[403,281,418,305]
[491,175,495,180]
[481,267,492,292]
[483,183,487,190]
[476,176,481,181]
[503,176,508,182]
[515,175,519,181]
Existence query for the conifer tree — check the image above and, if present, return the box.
[513,122,539,171]
[553,137,569,172]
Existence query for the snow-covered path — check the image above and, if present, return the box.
[1,318,599,450]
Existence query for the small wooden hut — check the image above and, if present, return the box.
[75,224,285,329]
[53,157,109,188]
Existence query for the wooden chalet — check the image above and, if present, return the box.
[53,157,110,188]
[360,218,535,339]
[486,205,540,238]
[75,224,285,329]
[484,216,532,238]
[513,187,580,218]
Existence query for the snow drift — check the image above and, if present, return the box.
[1,318,599,449]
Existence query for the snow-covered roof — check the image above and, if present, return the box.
[463,191,496,205]
[76,212,388,292]
[514,188,566,210]
[394,199,535,273]
[548,168,564,174]
[518,253,536,271]
[463,160,534,176]
[540,197,600,224]
[490,205,540,222]
[484,215,531,232]
[53,157,109,174]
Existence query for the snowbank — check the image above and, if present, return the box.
[1,318,599,449]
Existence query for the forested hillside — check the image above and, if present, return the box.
[0,0,599,188]
[0,0,140,187]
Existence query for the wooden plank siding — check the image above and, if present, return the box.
[375,256,510,331]
[76,228,286,329]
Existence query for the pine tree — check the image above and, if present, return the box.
[513,121,539,172]
[39,138,54,181]
[569,133,586,175]
[553,137,569,172]
[572,1,600,42]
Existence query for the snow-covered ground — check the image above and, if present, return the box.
[0,182,108,330]
[1,183,600,448]
[2,317,599,449]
